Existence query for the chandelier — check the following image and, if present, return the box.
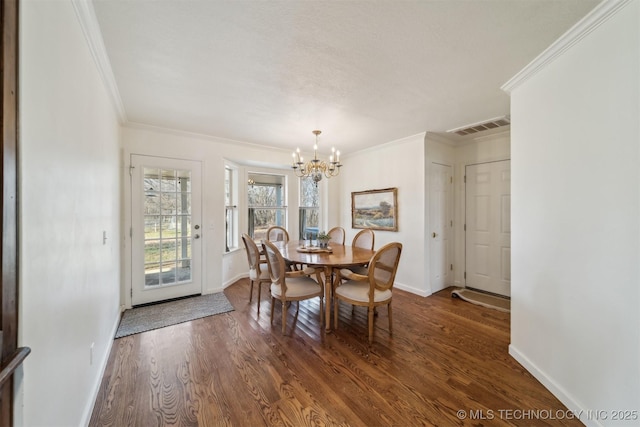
[292,130,342,184]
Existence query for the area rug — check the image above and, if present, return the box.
[115,293,234,338]
[451,288,510,312]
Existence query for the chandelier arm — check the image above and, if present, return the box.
[291,130,342,180]
[293,167,305,178]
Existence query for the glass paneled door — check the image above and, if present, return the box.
[131,155,202,305]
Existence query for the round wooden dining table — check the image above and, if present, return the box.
[272,240,375,331]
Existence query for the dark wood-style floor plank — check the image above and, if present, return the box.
[90,279,581,426]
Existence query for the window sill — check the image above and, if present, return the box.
[224,247,243,256]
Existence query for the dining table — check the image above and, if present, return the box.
[272,240,376,331]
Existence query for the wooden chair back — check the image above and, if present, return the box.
[241,233,261,271]
[327,227,346,245]
[267,226,290,243]
[262,240,287,293]
[352,228,375,251]
[368,242,403,292]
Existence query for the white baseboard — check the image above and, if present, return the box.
[81,309,121,427]
[508,344,603,427]
[222,272,248,289]
[394,281,430,297]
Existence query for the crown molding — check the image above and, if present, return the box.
[123,121,292,154]
[346,131,427,158]
[425,132,457,146]
[502,0,633,94]
[71,0,127,123]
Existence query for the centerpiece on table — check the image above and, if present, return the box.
[317,231,331,248]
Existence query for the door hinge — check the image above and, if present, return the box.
[450,220,453,227]
[130,288,133,298]
[464,272,467,279]
[464,175,466,183]
[129,165,134,176]
[450,176,453,184]
[450,264,453,271]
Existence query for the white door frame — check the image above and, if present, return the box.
[123,153,204,308]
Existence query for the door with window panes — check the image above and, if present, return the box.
[131,155,202,305]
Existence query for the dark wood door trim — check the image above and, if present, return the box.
[1,0,29,425]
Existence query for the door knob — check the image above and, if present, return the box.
[194,234,200,239]
[194,224,200,230]
[432,232,437,238]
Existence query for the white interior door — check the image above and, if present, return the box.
[430,163,453,293]
[465,160,511,296]
[131,155,202,305]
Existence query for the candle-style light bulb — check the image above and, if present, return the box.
[336,150,340,162]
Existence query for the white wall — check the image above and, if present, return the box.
[19,1,121,425]
[338,133,427,296]
[506,0,639,424]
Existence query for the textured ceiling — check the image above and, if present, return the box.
[92,0,598,154]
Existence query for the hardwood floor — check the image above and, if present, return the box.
[90,279,581,426]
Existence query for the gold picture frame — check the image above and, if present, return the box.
[351,188,398,231]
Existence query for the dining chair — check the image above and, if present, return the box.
[241,233,271,314]
[352,228,375,250]
[266,225,301,270]
[262,240,324,334]
[345,228,375,276]
[327,226,346,245]
[333,242,403,344]
[266,225,289,243]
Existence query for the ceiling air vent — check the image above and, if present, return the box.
[447,115,510,137]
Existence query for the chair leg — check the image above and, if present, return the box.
[282,300,287,334]
[270,297,275,324]
[388,302,393,336]
[249,280,254,302]
[319,295,324,324]
[368,307,374,344]
[257,282,262,313]
[333,299,339,329]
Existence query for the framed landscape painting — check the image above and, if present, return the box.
[351,188,398,231]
